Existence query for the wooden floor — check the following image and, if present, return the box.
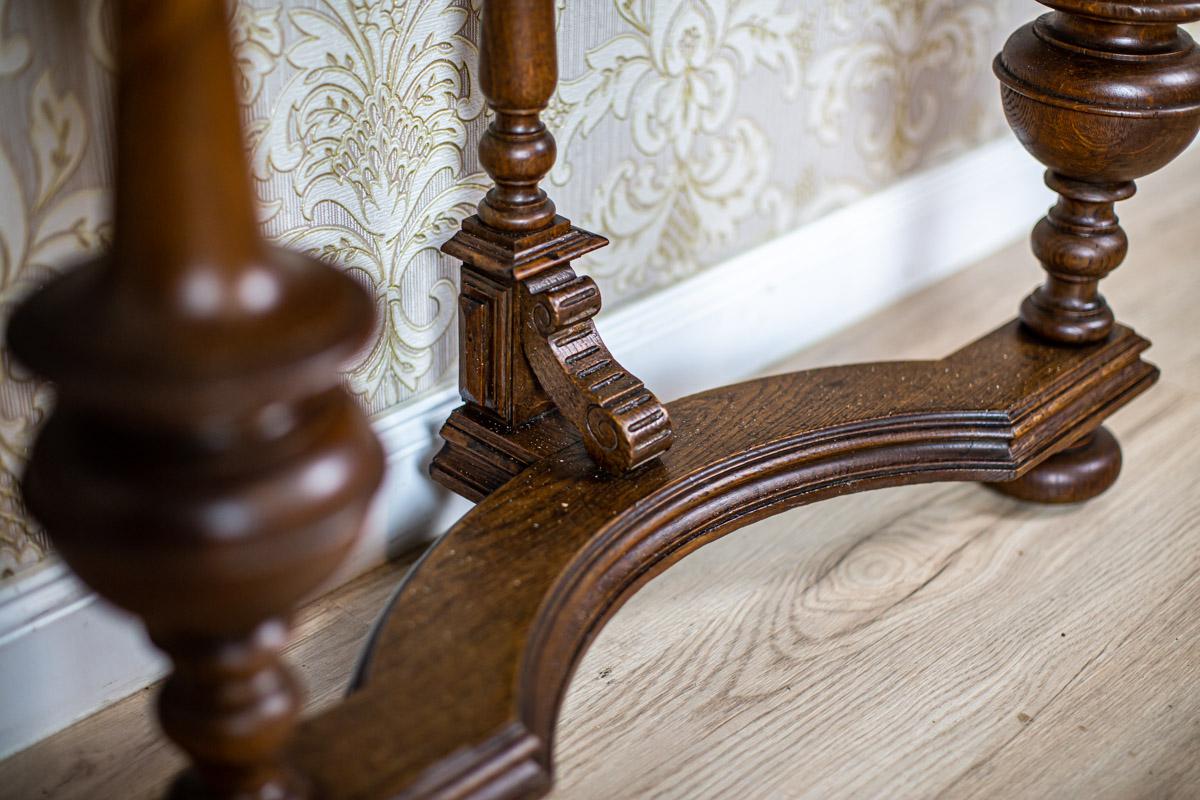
[3,147,1199,799]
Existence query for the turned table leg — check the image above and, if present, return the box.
[989,1,1200,503]
[7,2,384,797]
[430,0,671,499]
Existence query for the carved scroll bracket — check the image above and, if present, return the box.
[430,0,673,500]
[434,213,673,499]
[522,267,672,474]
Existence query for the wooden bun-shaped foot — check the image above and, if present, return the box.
[989,427,1122,504]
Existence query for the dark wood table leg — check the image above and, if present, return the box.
[430,0,672,500]
[6,1,384,796]
[990,1,1200,503]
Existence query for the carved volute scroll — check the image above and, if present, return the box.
[522,268,672,473]
[7,2,384,798]
[433,0,672,496]
[11,4,1199,799]
[995,1,1200,344]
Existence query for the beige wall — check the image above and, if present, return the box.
[0,0,1043,580]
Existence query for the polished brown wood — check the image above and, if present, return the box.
[6,2,384,798]
[13,173,1200,797]
[475,0,558,233]
[289,321,1157,799]
[996,1,1200,345]
[432,0,672,495]
[992,426,1123,503]
[989,0,1200,502]
[521,266,672,474]
[9,1,1200,799]
[301,2,1193,796]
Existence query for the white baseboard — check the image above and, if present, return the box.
[0,137,1047,759]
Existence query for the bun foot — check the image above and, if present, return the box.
[989,427,1122,504]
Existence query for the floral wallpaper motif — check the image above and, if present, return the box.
[250,0,486,411]
[807,0,995,178]
[0,0,114,577]
[230,3,283,104]
[546,0,1034,297]
[0,0,1036,581]
[547,0,809,291]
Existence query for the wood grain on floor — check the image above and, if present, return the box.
[2,146,1198,799]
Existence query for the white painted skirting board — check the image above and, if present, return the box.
[0,138,1048,758]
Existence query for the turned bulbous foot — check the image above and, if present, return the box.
[989,426,1122,504]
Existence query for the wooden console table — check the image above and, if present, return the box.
[7,1,1200,798]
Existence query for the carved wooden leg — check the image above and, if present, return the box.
[7,2,384,797]
[430,0,672,500]
[989,1,1200,503]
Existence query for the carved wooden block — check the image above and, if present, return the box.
[443,216,607,428]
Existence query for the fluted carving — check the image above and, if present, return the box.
[522,267,672,474]
[7,2,384,797]
[996,1,1200,343]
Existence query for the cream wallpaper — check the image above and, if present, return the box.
[0,0,1042,580]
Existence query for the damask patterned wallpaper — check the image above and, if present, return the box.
[0,0,1044,580]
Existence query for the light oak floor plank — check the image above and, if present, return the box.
[1,145,1198,799]
[548,146,1200,799]
[0,553,419,800]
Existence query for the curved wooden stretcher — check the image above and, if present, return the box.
[6,1,1200,799]
[289,321,1155,799]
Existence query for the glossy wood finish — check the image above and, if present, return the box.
[5,2,384,798]
[322,2,1196,795]
[13,170,1200,797]
[432,0,671,495]
[522,266,672,474]
[995,2,1200,344]
[288,321,1156,799]
[988,0,1200,503]
[991,426,1123,503]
